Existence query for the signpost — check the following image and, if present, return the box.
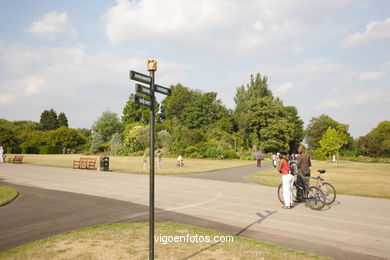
[129,60,171,260]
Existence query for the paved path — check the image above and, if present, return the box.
[0,163,389,259]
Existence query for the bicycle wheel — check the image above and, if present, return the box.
[277,183,284,205]
[306,186,325,210]
[319,182,336,204]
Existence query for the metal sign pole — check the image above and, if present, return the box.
[130,59,169,260]
[149,69,155,260]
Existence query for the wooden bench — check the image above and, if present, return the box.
[73,157,97,170]
[8,155,23,164]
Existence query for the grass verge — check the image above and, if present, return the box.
[0,222,329,260]
[0,187,18,206]
[6,154,255,175]
[246,160,390,199]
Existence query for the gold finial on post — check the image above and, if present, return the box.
[147,59,157,71]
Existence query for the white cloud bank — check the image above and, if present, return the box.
[343,18,390,47]
[26,12,77,40]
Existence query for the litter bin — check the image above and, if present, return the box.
[100,156,109,171]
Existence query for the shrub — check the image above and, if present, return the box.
[38,146,62,154]
[311,149,327,161]
[225,150,239,159]
[7,147,22,154]
[21,146,40,154]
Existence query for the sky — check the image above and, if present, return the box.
[0,0,389,137]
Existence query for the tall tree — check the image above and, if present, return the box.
[58,112,69,127]
[40,109,59,130]
[356,121,390,157]
[49,126,87,149]
[283,106,304,152]
[161,84,228,129]
[319,127,348,166]
[234,73,273,115]
[305,114,352,150]
[91,111,123,143]
[122,94,160,125]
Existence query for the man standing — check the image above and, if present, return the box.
[0,146,4,164]
[296,145,311,202]
[256,151,263,167]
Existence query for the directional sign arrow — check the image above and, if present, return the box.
[135,83,152,96]
[129,70,152,84]
[132,95,151,108]
[154,84,172,96]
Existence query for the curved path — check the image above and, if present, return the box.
[0,163,389,259]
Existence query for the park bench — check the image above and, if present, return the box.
[73,157,97,170]
[8,155,23,164]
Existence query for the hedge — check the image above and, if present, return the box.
[6,146,62,154]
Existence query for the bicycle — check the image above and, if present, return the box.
[312,170,336,205]
[176,161,184,167]
[278,177,326,210]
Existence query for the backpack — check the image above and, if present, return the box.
[288,161,298,176]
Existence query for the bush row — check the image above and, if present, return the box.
[6,146,63,154]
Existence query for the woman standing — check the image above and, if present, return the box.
[277,151,294,209]
[157,150,162,169]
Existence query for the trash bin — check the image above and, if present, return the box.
[100,156,109,171]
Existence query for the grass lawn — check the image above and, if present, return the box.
[0,187,18,206]
[246,160,390,199]
[7,154,255,175]
[0,222,329,260]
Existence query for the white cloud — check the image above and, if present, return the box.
[26,12,77,40]
[317,91,390,110]
[359,71,386,81]
[342,18,390,48]
[24,76,45,94]
[0,94,12,105]
[0,41,193,127]
[103,0,353,56]
[276,82,295,94]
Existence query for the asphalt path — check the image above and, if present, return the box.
[0,163,389,259]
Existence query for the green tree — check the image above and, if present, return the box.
[91,111,123,143]
[123,125,147,152]
[109,133,124,155]
[305,114,352,150]
[356,121,390,157]
[319,127,348,165]
[90,132,105,153]
[157,130,173,149]
[58,112,69,127]
[234,73,273,115]
[122,94,160,125]
[0,119,20,148]
[283,106,304,152]
[49,127,87,150]
[75,128,92,138]
[40,109,59,130]
[161,84,228,129]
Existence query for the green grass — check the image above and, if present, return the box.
[7,154,255,175]
[246,160,390,199]
[0,222,330,260]
[0,187,18,206]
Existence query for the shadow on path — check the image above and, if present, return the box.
[182,210,277,260]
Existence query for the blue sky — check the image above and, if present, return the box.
[0,0,389,137]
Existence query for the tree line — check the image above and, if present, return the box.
[0,73,388,159]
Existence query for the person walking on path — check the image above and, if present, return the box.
[0,146,4,164]
[256,152,263,167]
[142,153,148,171]
[157,150,162,169]
[271,153,277,168]
[296,145,311,202]
[278,151,293,209]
